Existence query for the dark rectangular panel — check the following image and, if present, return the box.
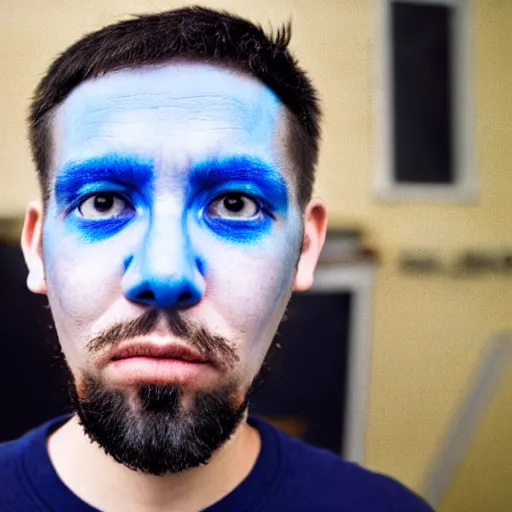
[392,2,454,183]
[250,293,351,455]
[0,243,71,442]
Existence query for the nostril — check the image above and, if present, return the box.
[178,291,193,303]
[138,290,156,301]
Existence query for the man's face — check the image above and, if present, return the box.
[25,62,319,473]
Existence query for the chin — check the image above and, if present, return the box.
[68,370,250,475]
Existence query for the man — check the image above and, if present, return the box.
[0,7,433,511]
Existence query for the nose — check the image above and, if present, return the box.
[121,217,206,309]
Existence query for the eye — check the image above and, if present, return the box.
[208,193,261,220]
[78,193,129,219]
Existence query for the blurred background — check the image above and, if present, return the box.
[1,1,512,510]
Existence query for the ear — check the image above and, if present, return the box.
[21,201,48,295]
[293,198,327,292]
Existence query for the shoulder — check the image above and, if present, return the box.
[0,417,70,511]
[0,434,34,510]
[0,416,69,469]
[289,440,432,510]
[0,437,20,466]
[0,431,31,473]
[252,418,434,511]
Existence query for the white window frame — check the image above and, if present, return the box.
[373,0,476,202]
[310,262,375,463]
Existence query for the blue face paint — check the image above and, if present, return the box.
[54,154,153,243]
[55,154,154,203]
[53,151,290,245]
[43,63,305,371]
[190,155,289,244]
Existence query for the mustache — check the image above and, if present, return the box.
[86,309,239,369]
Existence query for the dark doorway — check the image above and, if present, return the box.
[0,242,71,442]
[250,292,351,455]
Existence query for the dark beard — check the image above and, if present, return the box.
[54,305,284,477]
[69,374,248,476]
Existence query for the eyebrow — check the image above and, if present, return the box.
[54,154,154,201]
[54,154,290,209]
[189,155,288,191]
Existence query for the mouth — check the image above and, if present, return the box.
[110,342,207,363]
[100,340,212,385]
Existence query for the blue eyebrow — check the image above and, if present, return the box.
[189,156,289,209]
[54,154,154,204]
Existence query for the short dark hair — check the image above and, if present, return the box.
[28,6,321,208]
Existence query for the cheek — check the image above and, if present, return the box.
[200,222,302,370]
[43,222,126,363]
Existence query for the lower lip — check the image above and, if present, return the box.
[106,357,210,385]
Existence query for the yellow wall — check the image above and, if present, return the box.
[2,0,512,507]
[439,361,512,511]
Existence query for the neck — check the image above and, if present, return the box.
[47,413,261,512]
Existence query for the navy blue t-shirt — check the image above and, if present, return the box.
[0,415,433,511]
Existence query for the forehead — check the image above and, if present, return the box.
[51,62,290,184]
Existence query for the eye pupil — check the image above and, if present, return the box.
[223,194,245,212]
[94,194,114,212]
